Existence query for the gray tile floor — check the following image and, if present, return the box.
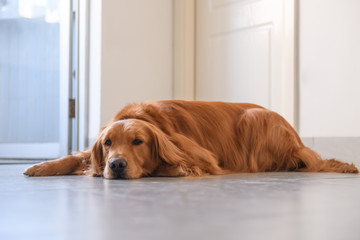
[1,164,360,240]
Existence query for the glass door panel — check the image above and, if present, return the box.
[0,0,71,159]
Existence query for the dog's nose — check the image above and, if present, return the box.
[109,158,127,173]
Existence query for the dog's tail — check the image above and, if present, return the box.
[294,147,358,173]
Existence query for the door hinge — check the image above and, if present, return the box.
[69,98,76,118]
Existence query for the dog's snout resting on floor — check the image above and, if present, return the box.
[24,100,359,179]
[109,157,128,178]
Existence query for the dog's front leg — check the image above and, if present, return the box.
[24,152,91,177]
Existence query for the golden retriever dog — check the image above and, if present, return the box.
[24,100,359,179]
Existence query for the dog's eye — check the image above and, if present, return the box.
[132,139,143,146]
[104,139,112,146]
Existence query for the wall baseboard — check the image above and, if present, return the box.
[302,137,360,167]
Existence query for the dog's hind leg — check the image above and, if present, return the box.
[236,108,359,173]
[294,147,359,173]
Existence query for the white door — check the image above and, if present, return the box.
[0,0,71,159]
[196,0,295,125]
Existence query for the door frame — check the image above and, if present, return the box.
[71,0,100,152]
[59,0,72,157]
[173,0,196,100]
[77,0,90,152]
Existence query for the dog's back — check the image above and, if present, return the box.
[112,100,358,173]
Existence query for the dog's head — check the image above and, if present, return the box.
[90,119,184,179]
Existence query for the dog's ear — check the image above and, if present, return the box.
[148,123,224,177]
[148,124,186,166]
[90,132,105,176]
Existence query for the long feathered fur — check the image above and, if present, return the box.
[24,100,359,178]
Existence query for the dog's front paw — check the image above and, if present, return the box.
[24,162,53,176]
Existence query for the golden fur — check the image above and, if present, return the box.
[24,100,359,179]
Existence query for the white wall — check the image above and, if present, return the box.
[88,0,360,143]
[299,0,360,137]
[88,0,173,142]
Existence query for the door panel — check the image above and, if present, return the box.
[208,25,271,107]
[196,0,295,123]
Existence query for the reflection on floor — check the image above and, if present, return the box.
[1,164,360,240]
